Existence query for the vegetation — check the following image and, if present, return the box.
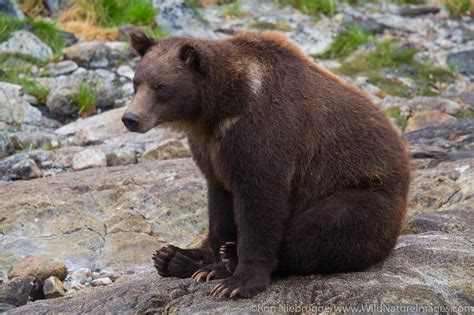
[445,0,471,16]
[0,14,66,55]
[336,40,455,97]
[455,109,474,118]
[319,24,372,59]
[249,20,292,31]
[384,107,408,130]
[279,0,338,16]
[0,54,49,103]
[221,2,245,17]
[73,82,98,116]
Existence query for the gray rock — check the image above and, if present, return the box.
[0,31,53,61]
[10,158,43,180]
[106,147,136,166]
[72,148,107,170]
[0,0,25,19]
[91,277,112,287]
[46,72,116,117]
[117,65,134,80]
[70,268,92,285]
[448,50,474,77]
[0,132,13,159]
[63,41,110,68]
[8,234,474,313]
[44,0,70,17]
[9,128,57,151]
[153,0,216,38]
[399,5,440,17]
[46,61,78,76]
[141,139,191,161]
[43,276,65,299]
[72,129,102,146]
[0,276,43,310]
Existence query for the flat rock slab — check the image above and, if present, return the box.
[9,233,473,313]
[0,159,207,275]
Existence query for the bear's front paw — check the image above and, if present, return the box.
[210,269,271,298]
[153,244,201,278]
[191,263,231,282]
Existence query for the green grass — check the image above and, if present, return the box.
[445,0,471,16]
[384,107,408,129]
[144,26,168,39]
[279,0,338,16]
[249,20,292,31]
[455,109,474,118]
[69,0,156,27]
[73,82,98,116]
[221,2,244,17]
[337,41,456,97]
[0,54,49,103]
[0,14,66,56]
[319,25,372,59]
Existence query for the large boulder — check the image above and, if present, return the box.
[0,0,25,19]
[0,31,53,61]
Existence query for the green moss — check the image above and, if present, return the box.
[384,107,408,129]
[337,40,455,97]
[445,0,471,16]
[249,20,292,31]
[279,0,337,16]
[319,25,372,59]
[73,82,98,116]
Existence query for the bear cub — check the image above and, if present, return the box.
[123,30,410,298]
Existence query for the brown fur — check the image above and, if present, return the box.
[124,30,411,298]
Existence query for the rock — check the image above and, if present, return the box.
[0,159,207,275]
[0,132,13,159]
[44,0,70,18]
[0,82,22,98]
[72,129,102,146]
[106,148,136,166]
[405,111,457,132]
[141,139,191,161]
[153,0,216,38]
[448,50,474,77]
[0,0,25,19]
[10,158,43,180]
[383,96,462,115]
[63,41,110,68]
[8,254,67,281]
[9,128,58,151]
[70,268,92,285]
[72,148,107,170]
[43,276,65,298]
[46,72,116,117]
[117,65,134,80]
[46,61,78,76]
[399,5,440,17]
[406,210,473,239]
[405,118,474,160]
[0,31,53,61]
[409,143,448,160]
[0,276,43,310]
[8,234,474,313]
[91,277,112,287]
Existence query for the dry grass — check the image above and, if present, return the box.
[18,0,48,18]
[59,21,118,41]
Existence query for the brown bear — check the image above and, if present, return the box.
[123,30,410,299]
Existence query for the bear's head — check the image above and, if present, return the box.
[122,30,211,133]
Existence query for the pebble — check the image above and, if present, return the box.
[43,276,65,298]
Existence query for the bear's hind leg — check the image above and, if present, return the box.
[154,245,212,278]
[277,188,405,275]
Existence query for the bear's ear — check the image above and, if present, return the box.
[179,44,200,71]
[129,30,155,56]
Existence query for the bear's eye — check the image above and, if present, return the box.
[156,84,168,92]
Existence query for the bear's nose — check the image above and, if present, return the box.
[122,112,141,131]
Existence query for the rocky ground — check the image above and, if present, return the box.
[0,0,473,313]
